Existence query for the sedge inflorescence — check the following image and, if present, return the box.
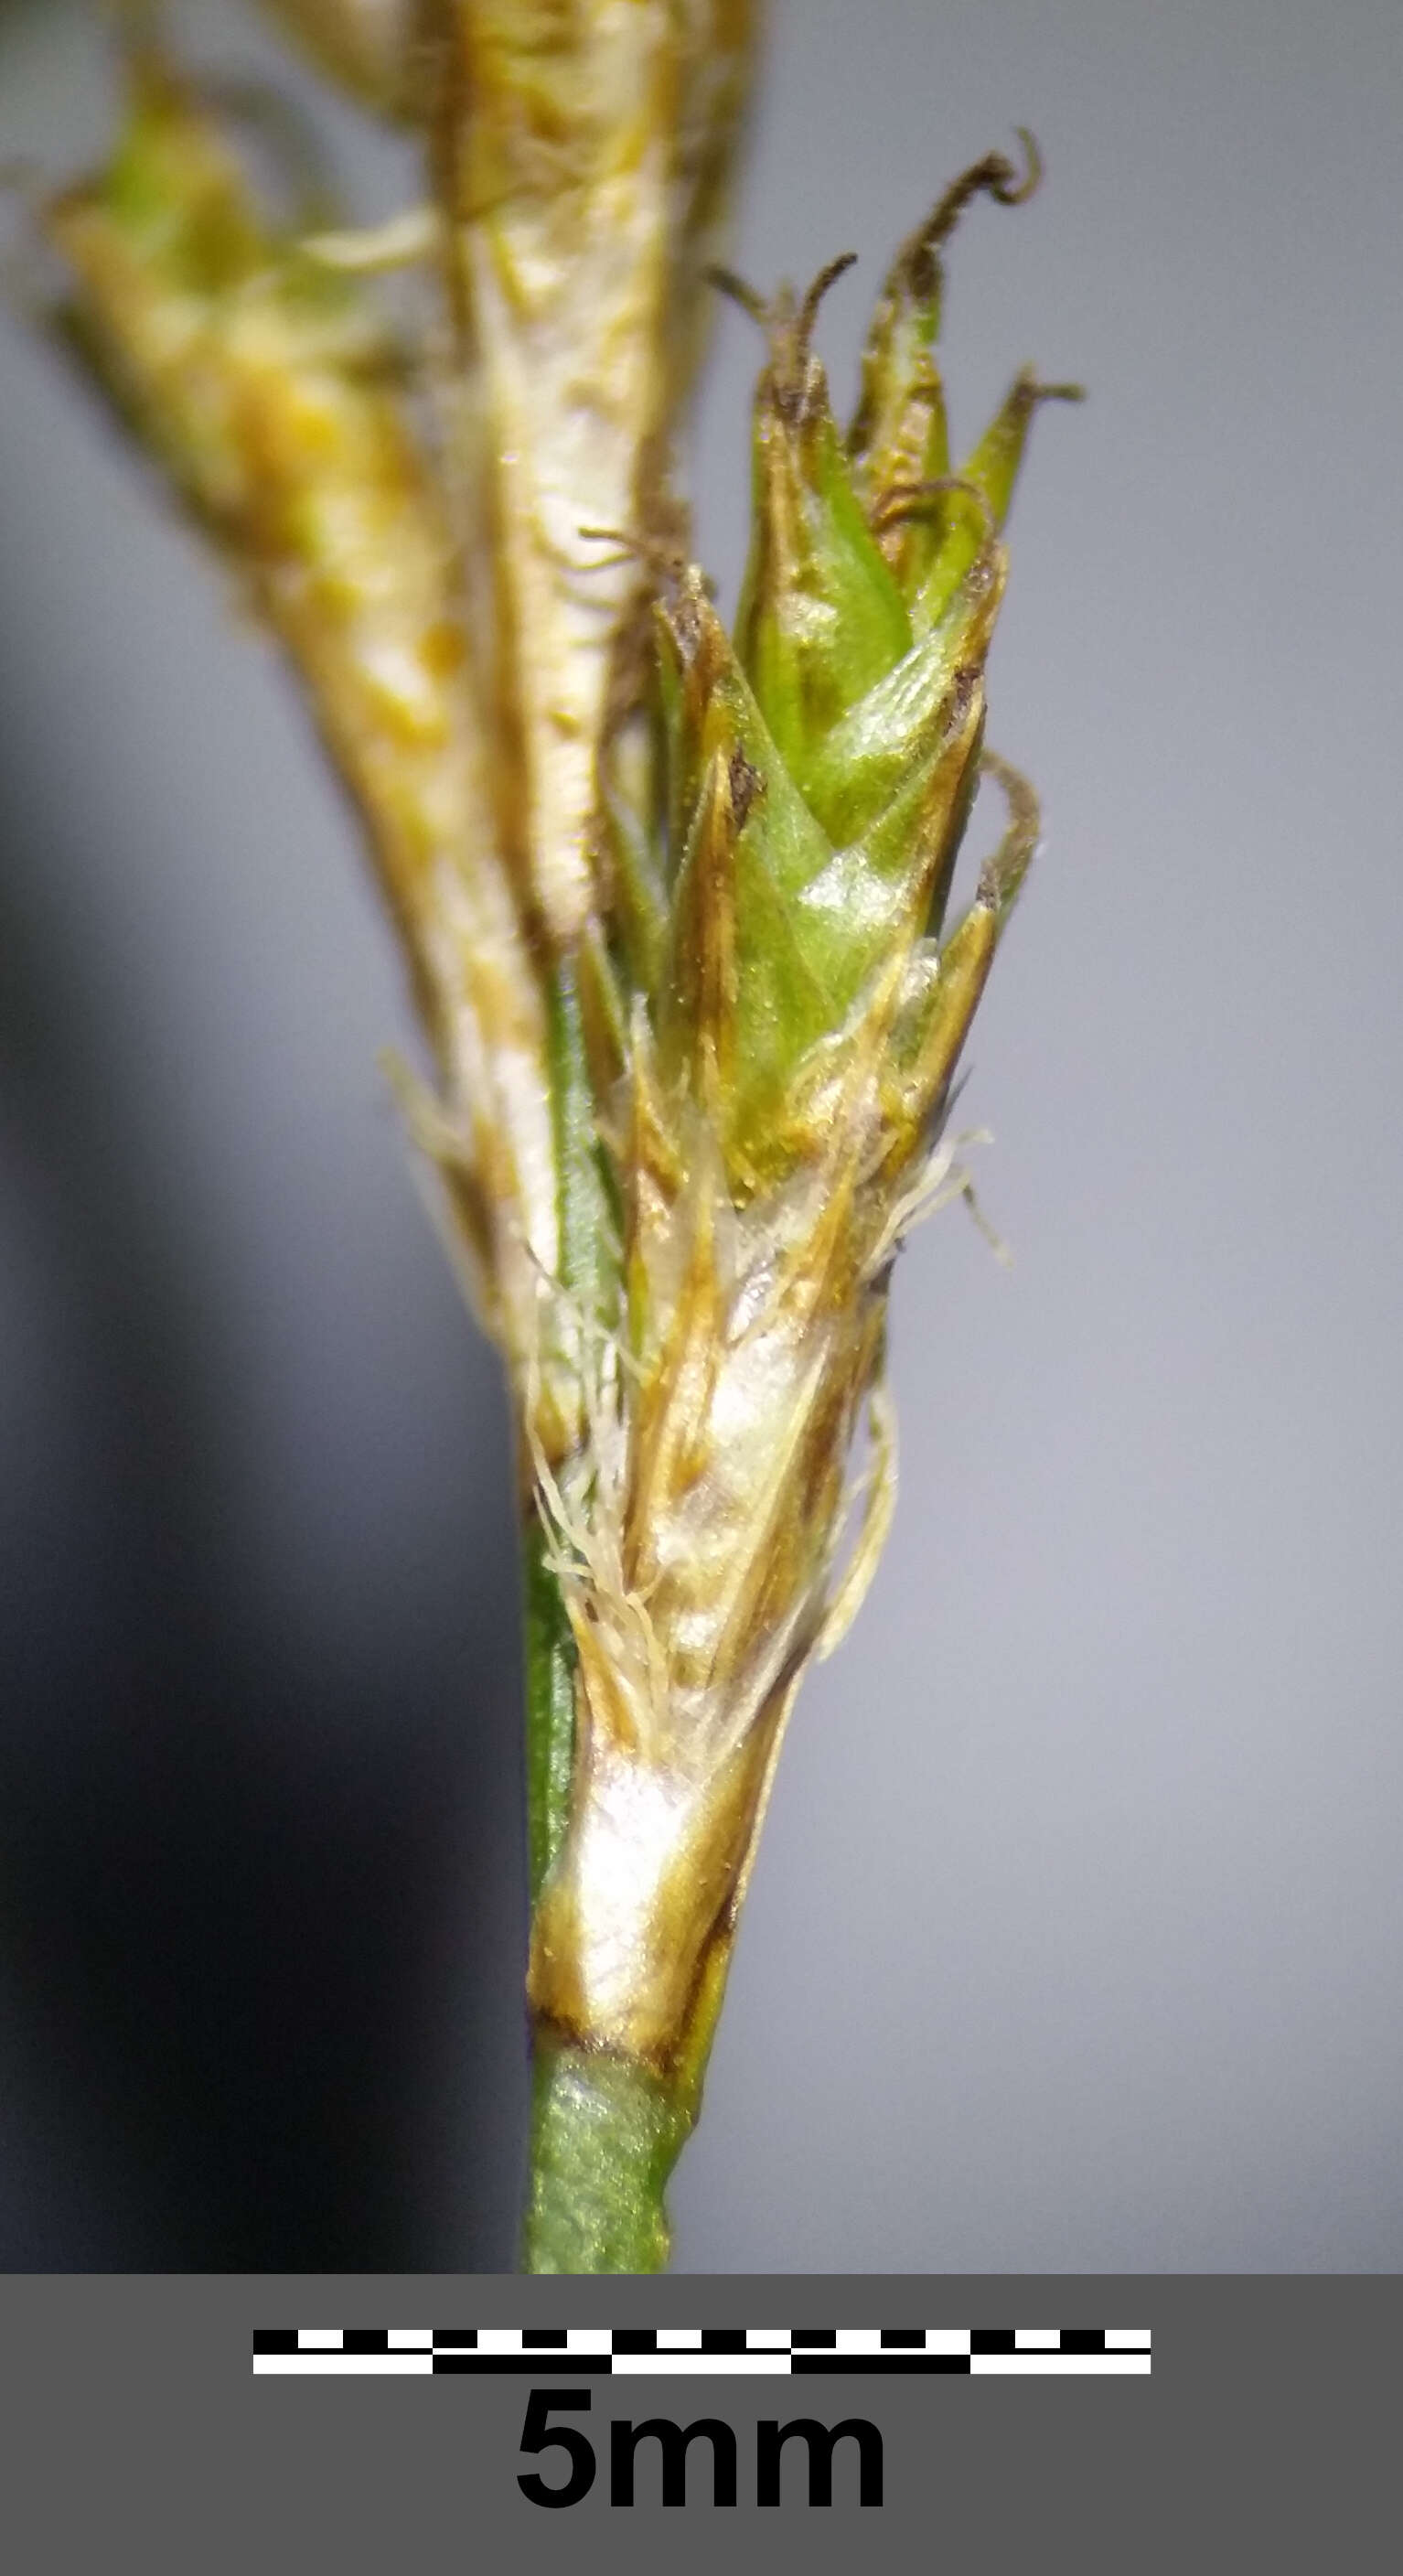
[37,4,1076,2268]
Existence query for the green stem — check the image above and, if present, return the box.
[519,950,616,1909]
[519,952,645,2267]
[521,2033,694,2274]
[520,1502,576,1905]
[521,959,607,1905]
[546,950,617,1337]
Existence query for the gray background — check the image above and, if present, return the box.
[1,0,1400,2271]
[10,2277,1392,2569]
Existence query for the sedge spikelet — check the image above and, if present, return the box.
[523,169,1077,2265]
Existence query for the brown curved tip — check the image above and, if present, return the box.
[797,248,858,359]
[702,261,769,327]
[905,129,1044,293]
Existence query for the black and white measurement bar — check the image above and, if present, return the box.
[253,2327,1150,2377]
